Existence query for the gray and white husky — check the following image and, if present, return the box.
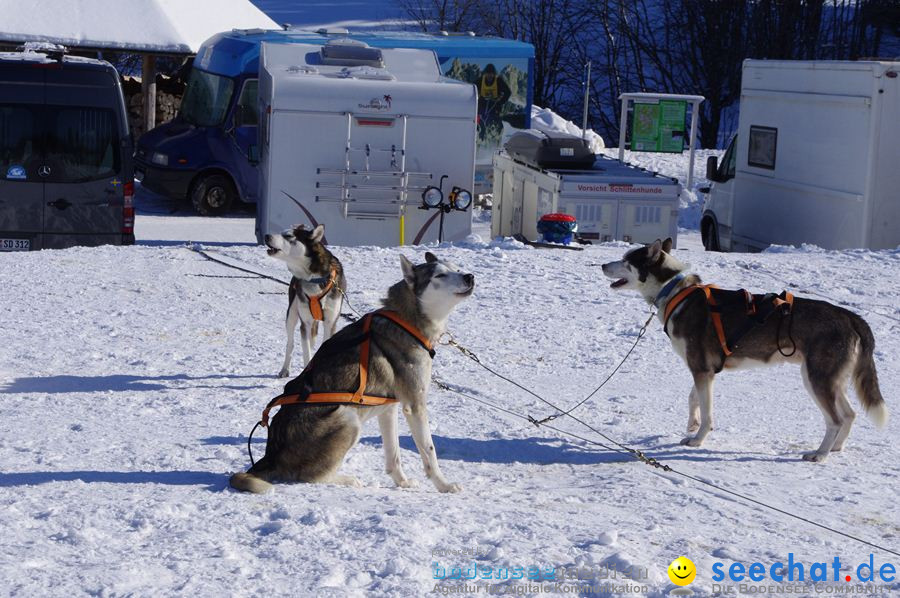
[265,224,346,377]
[230,252,475,493]
[602,238,887,461]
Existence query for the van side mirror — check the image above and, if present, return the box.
[706,156,719,183]
[248,144,259,165]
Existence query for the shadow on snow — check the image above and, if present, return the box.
[0,470,224,490]
[0,373,269,394]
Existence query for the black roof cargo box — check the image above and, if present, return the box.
[504,129,596,170]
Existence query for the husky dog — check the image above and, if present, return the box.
[265,224,346,377]
[602,238,887,461]
[230,252,475,493]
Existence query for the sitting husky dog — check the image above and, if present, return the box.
[230,252,474,493]
[265,224,346,377]
[602,238,887,461]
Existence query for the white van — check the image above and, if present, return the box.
[701,59,900,252]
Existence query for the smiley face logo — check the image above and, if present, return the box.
[667,556,696,586]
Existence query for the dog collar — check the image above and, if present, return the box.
[655,273,687,308]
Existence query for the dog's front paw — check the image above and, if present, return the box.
[277,368,290,378]
[396,478,419,489]
[802,451,828,463]
[680,436,704,447]
[436,481,463,493]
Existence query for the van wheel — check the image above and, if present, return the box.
[191,174,235,216]
[702,219,721,252]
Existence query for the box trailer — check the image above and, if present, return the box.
[257,40,477,247]
[701,59,900,252]
[491,132,681,245]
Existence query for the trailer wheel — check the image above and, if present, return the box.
[191,174,236,216]
[702,219,721,252]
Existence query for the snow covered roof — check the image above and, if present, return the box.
[0,0,279,54]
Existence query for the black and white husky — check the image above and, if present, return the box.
[230,252,475,493]
[265,224,346,378]
[602,238,888,461]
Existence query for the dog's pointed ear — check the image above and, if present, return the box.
[310,224,325,243]
[400,254,416,287]
[424,251,438,264]
[661,237,673,254]
[647,239,662,262]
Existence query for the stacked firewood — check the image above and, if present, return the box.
[122,75,185,138]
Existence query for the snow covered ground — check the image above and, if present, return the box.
[2,151,899,597]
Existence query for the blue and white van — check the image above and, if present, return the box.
[134,28,534,214]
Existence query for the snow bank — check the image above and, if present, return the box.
[531,105,605,153]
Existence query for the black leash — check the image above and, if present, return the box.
[776,306,798,357]
[247,421,262,467]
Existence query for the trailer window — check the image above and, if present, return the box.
[748,126,777,170]
[181,69,234,127]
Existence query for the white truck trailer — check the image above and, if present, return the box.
[491,131,681,245]
[701,59,900,252]
[257,40,477,247]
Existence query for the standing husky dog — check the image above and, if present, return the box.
[602,238,887,461]
[265,224,346,377]
[230,252,474,493]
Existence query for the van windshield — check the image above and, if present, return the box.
[180,69,234,127]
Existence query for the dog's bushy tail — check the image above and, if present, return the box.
[229,467,274,494]
[228,456,273,494]
[850,315,888,427]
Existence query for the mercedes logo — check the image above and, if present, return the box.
[38,165,51,177]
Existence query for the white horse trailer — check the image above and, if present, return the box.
[257,41,477,246]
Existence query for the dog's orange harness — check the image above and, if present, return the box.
[290,266,338,321]
[260,309,434,427]
[663,284,794,356]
